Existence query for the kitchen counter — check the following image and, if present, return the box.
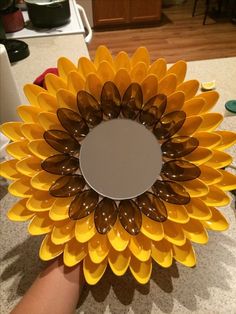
[11,34,89,102]
[1,39,236,313]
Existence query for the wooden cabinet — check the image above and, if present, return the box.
[129,0,162,23]
[92,0,162,29]
[93,0,129,27]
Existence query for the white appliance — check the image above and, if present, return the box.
[6,0,92,43]
[0,45,21,124]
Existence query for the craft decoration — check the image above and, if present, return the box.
[1,46,236,285]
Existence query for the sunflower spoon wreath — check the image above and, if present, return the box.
[1,46,236,285]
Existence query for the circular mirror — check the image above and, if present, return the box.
[80,119,162,200]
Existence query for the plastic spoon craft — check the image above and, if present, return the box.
[1,46,236,285]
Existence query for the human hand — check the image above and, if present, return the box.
[11,258,84,314]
